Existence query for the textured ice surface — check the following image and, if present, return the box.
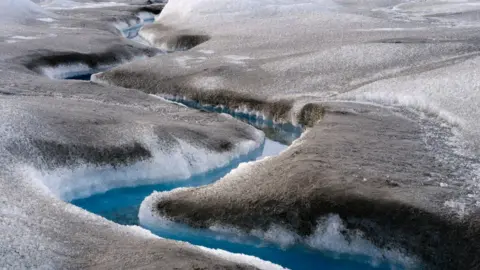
[41,0,128,10]
[0,1,285,269]
[97,0,480,209]
[28,134,262,201]
[91,1,480,267]
[0,91,268,269]
[157,0,339,26]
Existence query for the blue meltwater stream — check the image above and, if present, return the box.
[70,113,409,270]
[66,18,414,270]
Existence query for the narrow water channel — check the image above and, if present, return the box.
[64,15,411,270]
[70,116,404,270]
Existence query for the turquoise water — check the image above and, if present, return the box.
[71,136,410,270]
[67,75,409,269]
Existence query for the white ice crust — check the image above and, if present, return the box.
[40,0,127,10]
[26,130,262,201]
[157,0,339,27]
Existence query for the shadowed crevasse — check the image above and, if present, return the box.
[158,34,211,51]
[136,5,164,15]
[18,45,159,78]
[140,23,211,52]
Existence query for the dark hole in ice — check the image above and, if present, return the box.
[172,34,211,51]
[137,5,164,15]
[66,73,93,80]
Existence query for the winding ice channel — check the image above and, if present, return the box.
[61,11,416,270]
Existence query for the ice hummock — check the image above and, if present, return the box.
[0,0,50,21]
[156,0,339,27]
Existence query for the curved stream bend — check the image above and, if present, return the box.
[66,11,418,270]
